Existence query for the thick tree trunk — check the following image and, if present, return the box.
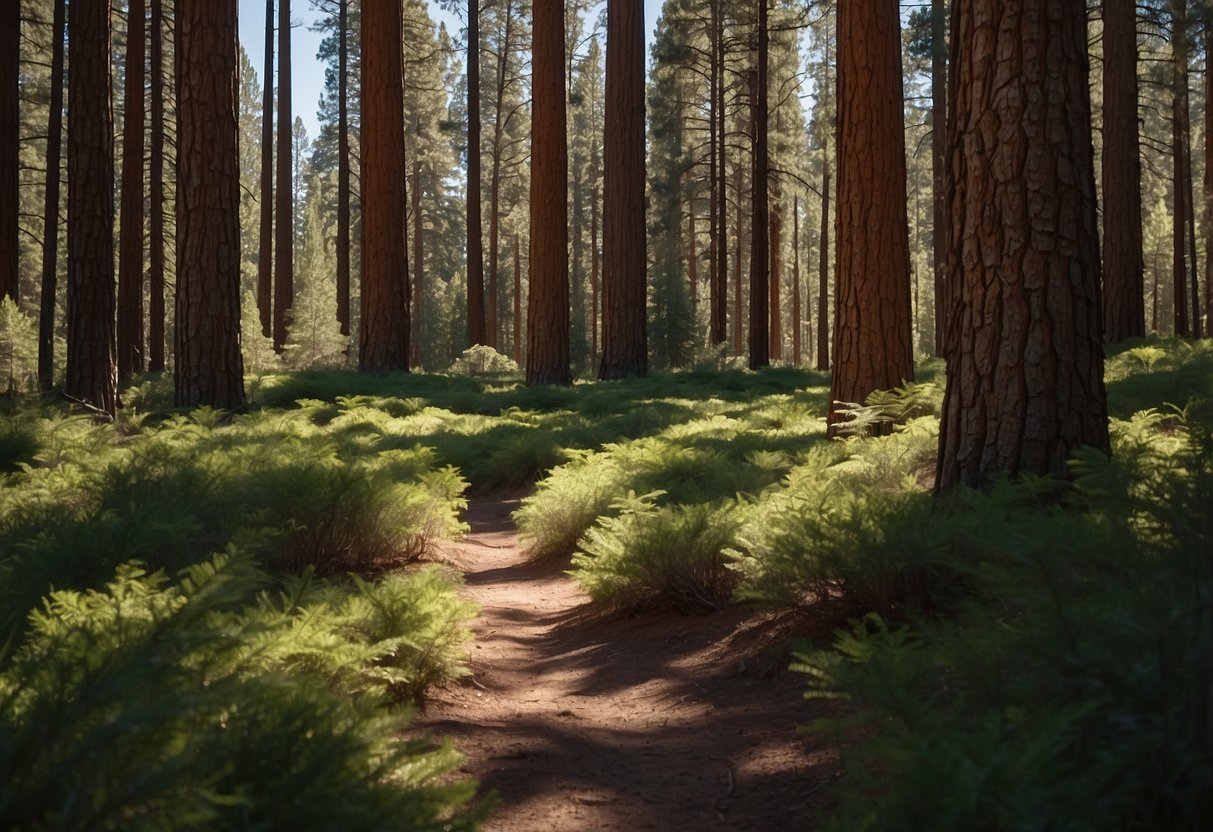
[591,182,599,360]
[1102,0,1144,342]
[599,0,646,379]
[829,0,914,435]
[733,159,745,357]
[0,0,18,303]
[937,0,1109,490]
[748,9,770,372]
[792,194,801,367]
[337,0,350,336]
[688,205,698,321]
[527,0,570,386]
[38,0,67,390]
[258,0,274,339]
[1185,139,1201,338]
[769,186,782,362]
[118,0,147,380]
[360,0,409,371]
[816,163,829,371]
[273,0,294,351]
[148,0,166,371]
[174,0,246,409]
[930,0,947,355]
[66,0,118,416]
[467,0,487,347]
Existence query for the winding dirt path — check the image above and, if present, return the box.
[418,494,837,831]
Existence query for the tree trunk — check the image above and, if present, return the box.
[599,0,646,379]
[591,182,599,361]
[360,0,409,371]
[527,0,570,386]
[38,0,67,390]
[118,0,147,379]
[174,0,246,409]
[1102,0,1144,342]
[688,204,698,322]
[513,234,522,364]
[257,0,274,339]
[707,0,727,346]
[66,0,118,416]
[467,0,486,347]
[336,0,350,337]
[148,0,166,371]
[769,185,782,362]
[1207,25,1213,336]
[816,162,830,371]
[1184,134,1201,338]
[0,0,18,303]
[792,194,801,367]
[748,8,770,371]
[733,159,745,357]
[930,0,947,355]
[411,158,424,368]
[829,0,914,435]
[937,0,1109,490]
[273,0,294,351]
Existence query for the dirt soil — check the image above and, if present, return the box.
[417,493,839,832]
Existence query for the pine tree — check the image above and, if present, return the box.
[257,0,274,339]
[0,0,17,303]
[117,0,147,379]
[273,0,294,352]
[37,0,66,389]
[148,0,167,371]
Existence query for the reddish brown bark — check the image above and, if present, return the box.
[0,0,17,303]
[527,0,570,386]
[273,0,294,351]
[591,183,599,360]
[828,0,914,435]
[148,0,166,371]
[38,0,67,390]
[66,0,117,416]
[117,0,147,379]
[513,235,522,364]
[258,0,274,338]
[733,159,745,357]
[174,0,246,408]
[411,159,424,369]
[930,0,947,355]
[748,10,770,372]
[337,0,350,337]
[769,186,782,362]
[467,0,486,347]
[599,0,647,379]
[1101,0,1144,342]
[360,0,410,371]
[937,0,1109,490]
[708,0,727,346]
[487,0,518,351]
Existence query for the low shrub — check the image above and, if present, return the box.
[569,491,744,612]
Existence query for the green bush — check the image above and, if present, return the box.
[448,345,521,376]
[795,418,1213,831]
[569,491,743,612]
[0,552,486,831]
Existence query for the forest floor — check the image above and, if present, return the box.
[417,493,839,832]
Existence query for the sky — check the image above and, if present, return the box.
[237,1,664,140]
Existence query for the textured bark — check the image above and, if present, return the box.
[174,0,246,409]
[1101,0,1144,342]
[467,0,486,347]
[526,0,570,386]
[688,205,698,319]
[359,0,410,371]
[816,163,829,371]
[38,0,67,390]
[769,187,782,362]
[411,159,424,368]
[257,0,274,338]
[337,0,350,337]
[792,195,801,367]
[930,0,947,355]
[1171,3,1190,337]
[118,0,147,379]
[599,0,647,379]
[273,0,294,351]
[747,8,770,372]
[148,0,166,371]
[829,1,914,435]
[487,0,517,350]
[65,0,117,416]
[936,0,1109,491]
[0,0,18,303]
[733,160,745,356]
[1207,26,1213,335]
[513,235,522,364]
[708,0,727,345]
[591,183,599,360]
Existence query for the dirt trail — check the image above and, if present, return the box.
[418,494,837,831]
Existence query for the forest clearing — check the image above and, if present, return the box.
[4,0,1213,828]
